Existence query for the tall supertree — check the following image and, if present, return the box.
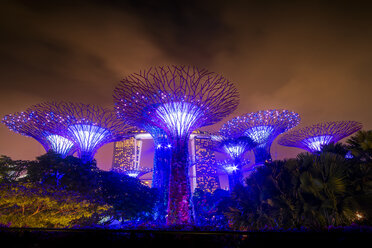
[29,102,136,163]
[2,111,75,157]
[113,65,239,225]
[277,121,363,152]
[220,109,301,165]
[211,134,256,190]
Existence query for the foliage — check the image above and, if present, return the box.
[347,130,372,163]
[98,171,157,222]
[0,155,28,183]
[0,183,110,228]
[24,151,100,195]
[0,151,157,227]
[226,131,372,230]
[192,188,231,228]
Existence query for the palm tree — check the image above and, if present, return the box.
[347,130,372,163]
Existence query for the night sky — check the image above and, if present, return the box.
[1,0,371,172]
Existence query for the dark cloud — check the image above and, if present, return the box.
[0,0,371,169]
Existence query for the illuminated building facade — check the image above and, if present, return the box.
[112,137,142,170]
[112,131,221,193]
[190,132,220,193]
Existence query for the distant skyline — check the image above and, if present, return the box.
[1,1,371,171]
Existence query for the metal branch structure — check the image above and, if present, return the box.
[28,102,136,163]
[2,111,75,157]
[113,65,239,225]
[211,134,256,190]
[220,109,301,165]
[277,121,363,152]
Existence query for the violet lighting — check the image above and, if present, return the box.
[45,134,74,156]
[113,65,239,225]
[278,121,362,152]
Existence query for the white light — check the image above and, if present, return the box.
[156,102,203,136]
[126,172,140,178]
[68,124,110,153]
[46,134,74,156]
[303,135,333,152]
[223,145,245,159]
[223,164,239,174]
[245,125,274,144]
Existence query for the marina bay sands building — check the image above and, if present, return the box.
[112,131,220,193]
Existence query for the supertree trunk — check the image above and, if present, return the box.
[167,136,193,225]
[152,139,171,223]
[253,144,272,164]
[228,165,243,191]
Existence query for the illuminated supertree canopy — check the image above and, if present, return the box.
[211,135,256,190]
[113,165,152,178]
[277,121,363,152]
[212,135,256,160]
[29,102,136,163]
[220,109,301,165]
[2,111,75,157]
[114,65,239,225]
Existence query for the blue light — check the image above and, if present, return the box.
[68,124,110,154]
[222,163,239,174]
[46,134,74,157]
[223,145,246,159]
[156,102,203,136]
[345,151,353,159]
[126,171,141,178]
[302,135,333,152]
[245,125,274,144]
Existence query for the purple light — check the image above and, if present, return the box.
[302,135,333,152]
[223,145,247,159]
[45,134,74,156]
[155,102,203,137]
[245,125,275,144]
[114,65,239,225]
[278,121,363,153]
[220,109,300,164]
[68,124,110,153]
[23,102,136,162]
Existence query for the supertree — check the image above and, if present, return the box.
[211,134,256,190]
[2,111,75,157]
[113,65,239,225]
[29,102,136,163]
[277,121,363,152]
[220,109,301,165]
[113,165,152,178]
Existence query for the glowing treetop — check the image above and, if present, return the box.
[29,102,136,163]
[220,109,301,164]
[113,65,239,225]
[113,66,239,139]
[2,111,75,157]
[277,121,363,152]
[212,135,256,160]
